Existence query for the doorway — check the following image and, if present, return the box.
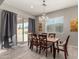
[17,16,28,43]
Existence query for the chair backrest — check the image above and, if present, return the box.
[48,33,56,38]
[31,33,38,45]
[32,33,37,37]
[42,33,47,35]
[64,35,70,47]
[39,34,47,46]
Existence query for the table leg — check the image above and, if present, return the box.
[53,43,56,59]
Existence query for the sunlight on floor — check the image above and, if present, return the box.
[0,49,7,54]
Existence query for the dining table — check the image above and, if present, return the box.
[28,33,59,59]
[47,37,59,59]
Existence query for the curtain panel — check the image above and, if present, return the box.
[1,10,17,48]
[28,18,35,33]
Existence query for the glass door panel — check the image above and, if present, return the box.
[24,22,28,42]
[17,17,23,42]
[17,16,28,43]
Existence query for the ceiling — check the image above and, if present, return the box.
[1,0,78,16]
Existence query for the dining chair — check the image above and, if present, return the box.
[28,33,32,46]
[41,33,47,35]
[48,33,56,38]
[30,33,39,52]
[39,34,52,57]
[55,35,70,59]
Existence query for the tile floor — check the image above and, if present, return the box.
[0,43,78,59]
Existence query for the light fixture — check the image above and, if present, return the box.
[40,0,48,22]
[30,5,34,8]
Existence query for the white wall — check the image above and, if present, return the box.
[47,6,78,46]
[35,17,45,33]
[36,6,78,46]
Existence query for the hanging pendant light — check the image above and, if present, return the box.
[40,0,48,23]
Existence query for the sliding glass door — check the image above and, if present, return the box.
[24,22,28,42]
[17,17,23,42]
[17,16,28,43]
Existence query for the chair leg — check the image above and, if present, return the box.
[64,50,67,59]
[57,41,59,53]
[46,48,47,57]
[43,48,45,51]
[29,43,31,49]
[31,46,33,50]
[30,44,33,50]
[50,46,52,53]
[30,41,32,49]
[28,39,29,46]
[39,46,41,54]
[57,49,60,53]
[66,49,68,56]
[36,46,38,52]
[54,48,56,59]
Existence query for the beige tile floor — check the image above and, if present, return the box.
[0,43,78,59]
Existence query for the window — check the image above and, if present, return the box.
[46,16,64,33]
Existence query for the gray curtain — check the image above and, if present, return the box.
[28,18,35,33]
[1,10,17,48]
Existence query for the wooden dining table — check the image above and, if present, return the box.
[28,33,59,59]
[47,37,59,59]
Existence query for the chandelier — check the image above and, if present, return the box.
[39,0,48,23]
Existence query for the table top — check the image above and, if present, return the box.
[47,37,59,42]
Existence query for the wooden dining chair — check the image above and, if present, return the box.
[28,33,32,46]
[39,34,52,57]
[41,33,47,35]
[55,35,70,59]
[48,33,56,38]
[30,33,39,52]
